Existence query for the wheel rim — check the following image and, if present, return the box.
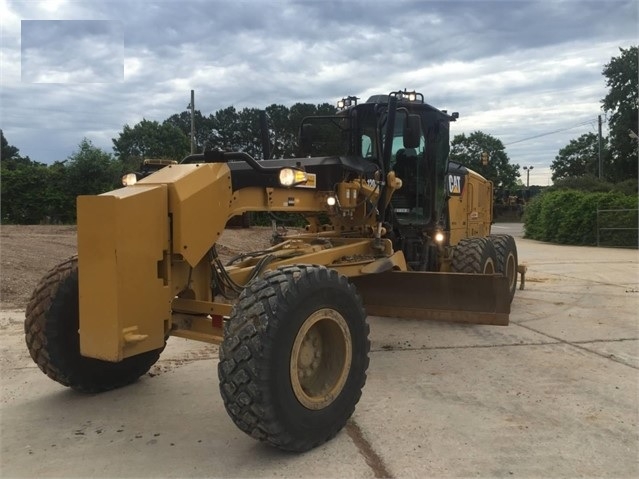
[290,308,352,410]
[483,258,495,274]
[505,252,517,291]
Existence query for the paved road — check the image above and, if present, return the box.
[1,224,638,478]
[490,222,525,238]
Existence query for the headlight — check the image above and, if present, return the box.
[279,168,308,187]
[434,231,445,243]
[122,173,138,186]
[326,196,337,206]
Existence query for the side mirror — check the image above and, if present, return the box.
[403,114,421,149]
[300,124,313,156]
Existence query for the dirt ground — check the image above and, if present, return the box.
[0,225,279,310]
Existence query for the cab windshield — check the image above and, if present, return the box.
[300,103,451,227]
[380,108,450,227]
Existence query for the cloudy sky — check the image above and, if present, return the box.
[1,0,637,186]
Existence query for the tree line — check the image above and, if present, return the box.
[1,101,522,224]
[1,136,122,224]
[0,102,338,224]
[1,46,635,225]
[550,46,638,186]
[524,46,638,248]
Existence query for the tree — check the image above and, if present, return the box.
[202,103,338,159]
[65,139,120,196]
[449,131,520,190]
[602,46,638,181]
[45,139,122,223]
[205,106,240,152]
[45,160,75,223]
[163,110,213,153]
[1,129,21,164]
[1,163,50,224]
[1,129,34,170]
[235,107,266,158]
[265,104,296,158]
[112,119,190,171]
[550,133,610,182]
[0,131,50,224]
[261,102,338,158]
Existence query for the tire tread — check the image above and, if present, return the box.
[488,234,518,301]
[451,237,496,273]
[218,265,369,452]
[25,256,163,393]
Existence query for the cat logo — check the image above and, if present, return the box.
[448,175,462,195]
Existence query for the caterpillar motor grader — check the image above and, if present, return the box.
[25,90,518,452]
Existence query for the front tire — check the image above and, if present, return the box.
[218,265,370,452]
[25,256,165,393]
[488,234,518,302]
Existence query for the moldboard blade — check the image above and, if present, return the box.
[351,271,510,325]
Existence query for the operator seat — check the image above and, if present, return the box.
[394,148,417,182]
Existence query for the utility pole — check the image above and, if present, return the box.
[597,114,602,179]
[189,90,195,154]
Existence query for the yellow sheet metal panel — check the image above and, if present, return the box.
[147,163,232,267]
[77,184,171,361]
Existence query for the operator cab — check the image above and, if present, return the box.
[299,90,457,230]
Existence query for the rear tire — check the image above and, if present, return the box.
[451,237,497,274]
[25,256,165,393]
[488,234,518,302]
[218,265,370,452]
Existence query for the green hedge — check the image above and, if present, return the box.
[523,190,638,247]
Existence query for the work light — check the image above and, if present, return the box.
[279,168,308,187]
[122,173,137,186]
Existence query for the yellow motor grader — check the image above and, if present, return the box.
[25,90,518,452]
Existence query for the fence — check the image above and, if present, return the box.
[596,208,638,248]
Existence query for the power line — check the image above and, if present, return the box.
[504,118,601,146]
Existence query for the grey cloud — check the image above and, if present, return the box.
[21,19,119,45]
[21,20,123,83]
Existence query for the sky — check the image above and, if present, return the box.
[1,0,637,186]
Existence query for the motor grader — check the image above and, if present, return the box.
[25,90,518,452]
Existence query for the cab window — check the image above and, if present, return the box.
[389,113,425,171]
